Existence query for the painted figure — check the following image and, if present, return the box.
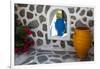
[55,9,66,36]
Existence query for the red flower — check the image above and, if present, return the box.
[24,26,32,35]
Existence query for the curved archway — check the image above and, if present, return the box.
[47,6,71,40]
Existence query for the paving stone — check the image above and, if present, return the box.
[19,9,25,17]
[37,39,43,46]
[62,55,71,59]
[79,9,85,16]
[68,8,74,13]
[29,5,34,11]
[60,41,66,48]
[37,55,48,63]
[48,55,60,57]
[67,40,73,46]
[42,24,47,31]
[37,49,52,52]
[82,17,87,22]
[52,40,57,43]
[39,15,46,23]
[50,59,62,63]
[87,10,93,16]
[54,51,66,55]
[45,5,50,14]
[23,19,27,25]
[36,52,52,56]
[88,20,94,27]
[75,20,87,27]
[76,7,80,13]
[27,12,33,19]
[28,20,39,29]
[37,30,43,37]
[53,45,59,48]
[32,31,36,37]
[71,16,76,20]
[36,5,44,13]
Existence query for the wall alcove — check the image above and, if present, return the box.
[47,6,71,40]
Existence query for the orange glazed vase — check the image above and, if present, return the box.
[73,27,92,59]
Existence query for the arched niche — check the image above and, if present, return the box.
[47,6,71,40]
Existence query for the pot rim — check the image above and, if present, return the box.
[76,27,90,30]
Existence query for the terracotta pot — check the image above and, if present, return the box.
[73,27,92,59]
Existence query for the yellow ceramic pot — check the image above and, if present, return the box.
[73,27,92,59]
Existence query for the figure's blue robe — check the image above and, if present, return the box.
[55,18,66,36]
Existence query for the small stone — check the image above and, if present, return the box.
[87,10,93,16]
[48,55,60,57]
[88,20,94,27]
[62,55,71,59]
[42,24,47,31]
[27,12,33,19]
[45,5,50,14]
[82,17,87,22]
[54,51,66,55]
[45,34,51,44]
[50,59,62,63]
[28,20,39,29]
[68,8,74,13]
[71,21,74,24]
[37,55,48,63]
[53,45,59,48]
[76,7,80,13]
[19,9,25,17]
[37,30,43,37]
[75,20,87,27]
[37,39,43,46]
[36,5,44,13]
[32,31,36,37]
[67,40,73,46]
[79,9,85,16]
[17,4,27,7]
[60,41,66,48]
[71,16,76,20]
[53,40,57,43]
[35,13,37,16]
[23,19,26,24]
[68,51,76,54]
[39,15,46,23]
[37,49,51,52]
[29,5,34,11]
